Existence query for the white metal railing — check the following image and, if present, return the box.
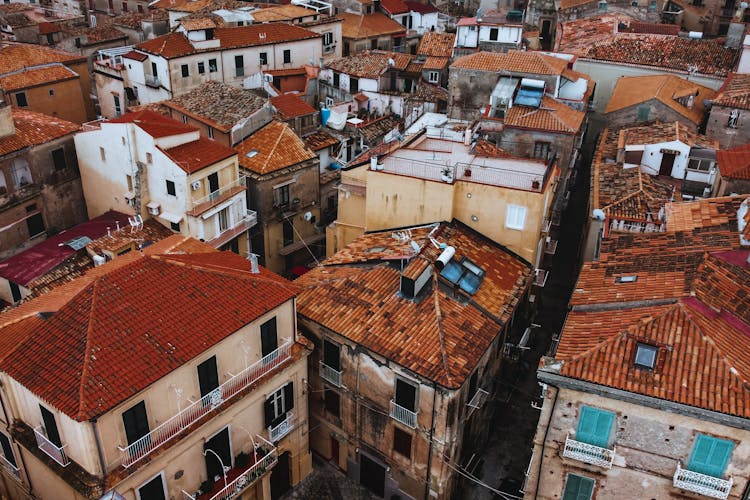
[562,434,615,469]
[390,400,417,429]
[320,362,342,387]
[144,75,161,87]
[534,269,548,287]
[268,411,294,442]
[673,462,733,499]
[467,388,489,412]
[34,426,69,467]
[0,454,20,480]
[190,176,246,210]
[609,219,665,234]
[119,339,292,467]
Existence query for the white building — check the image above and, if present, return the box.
[453,14,523,56]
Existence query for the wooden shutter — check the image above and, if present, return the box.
[284,382,294,412]
[261,318,278,357]
[264,397,275,427]
[40,405,62,448]
[688,434,734,478]
[576,406,614,448]
[122,401,150,445]
[197,356,219,397]
[562,474,595,500]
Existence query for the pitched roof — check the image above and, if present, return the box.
[250,4,317,22]
[325,50,413,78]
[618,121,718,150]
[111,9,169,29]
[717,143,750,180]
[405,0,437,13]
[107,109,197,138]
[339,12,406,39]
[164,81,267,132]
[270,93,316,119]
[380,0,409,15]
[296,221,532,388]
[451,50,568,75]
[0,42,84,73]
[159,137,236,173]
[304,130,338,151]
[605,74,716,126]
[713,72,750,110]
[504,96,585,134]
[0,108,80,158]
[0,64,78,92]
[0,245,301,421]
[236,120,315,175]
[136,23,320,59]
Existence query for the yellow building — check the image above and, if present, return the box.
[0,235,312,500]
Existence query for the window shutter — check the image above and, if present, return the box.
[284,382,294,412]
[562,474,594,500]
[576,406,614,448]
[264,397,274,427]
[688,434,733,478]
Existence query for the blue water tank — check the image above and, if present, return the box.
[321,108,331,126]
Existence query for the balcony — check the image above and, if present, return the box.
[268,411,294,443]
[206,210,257,248]
[562,434,615,469]
[119,339,292,468]
[0,454,20,480]
[34,426,69,467]
[467,388,489,414]
[188,176,247,216]
[673,462,732,499]
[390,400,417,429]
[534,269,548,287]
[145,75,161,88]
[320,362,342,387]
[183,437,278,500]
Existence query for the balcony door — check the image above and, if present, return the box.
[198,356,220,398]
[395,379,417,413]
[359,454,386,497]
[323,340,340,371]
[39,405,62,448]
[261,318,278,358]
[122,401,150,446]
[204,427,232,482]
[208,172,219,199]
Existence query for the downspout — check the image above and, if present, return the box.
[0,380,34,498]
[424,382,438,500]
[531,384,558,499]
[91,419,108,488]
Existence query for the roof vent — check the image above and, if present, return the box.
[249,253,259,273]
[435,246,455,270]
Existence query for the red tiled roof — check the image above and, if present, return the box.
[0,64,77,92]
[236,120,315,175]
[37,22,60,34]
[0,42,84,74]
[717,143,750,180]
[123,50,148,61]
[405,0,437,13]
[380,0,409,15]
[0,108,80,157]
[108,109,197,138]
[451,50,568,75]
[304,131,338,151]
[297,221,532,388]
[340,12,406,39]
[325,50,413,78]
[713,72,750,110]
[619,21,680,35]
[270,93,316,119]
[1,247,301,421]
[0,211,131,286]
[160,137,236,173]
[504,96,585,134]
[417,32,455,58]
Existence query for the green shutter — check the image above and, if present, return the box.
[576,406,615,448]
[637,105,650,121]
[688,434,734,478]
[563,474,595,500]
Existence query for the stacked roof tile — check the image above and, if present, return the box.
[451,50,568,75]
[160,137,236,173]
[236,120,315,175]
[326,50,413,78]
[717,143,750,180]
[713,72,750,110]
[0,108,80,157]
[339,12,406,39]
[270,93,316,119]
[504,96,585,134]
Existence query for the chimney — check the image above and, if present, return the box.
[0,94,15,139]
[250,253,259,273]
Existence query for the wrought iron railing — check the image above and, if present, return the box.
[562,434,615,469]
[390,400,417,429]
[34,426,69,467]
[268,411,294,442]
[0,454,20,480]
[118,339,292,467]
[320,362,342,387]
[467,389,489,413]
[673,462,732,499]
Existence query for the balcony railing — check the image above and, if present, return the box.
[562,434,615,469]
[206,210,257,248]
[320,362,342,387]
[673,462,733,499]
[34,426,69,467]
[268,411,294,443]
[145,75,161,88]
[467,388,489,413]
[119,339,292,467]
[0,454,20,480]
[188,176,246,215]
[390,400,417,429]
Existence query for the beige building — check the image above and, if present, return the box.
[329,128,559,268]
[74,109,255,254]
[297,220,533,499]
[0,235,312,500]
[525,196,750,500]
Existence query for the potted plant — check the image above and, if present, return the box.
[441,166,453,182]
[236,451,250,468]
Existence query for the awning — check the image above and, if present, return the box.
[278,234,324,256]
[160,211,183,224]
[146,201,160,209]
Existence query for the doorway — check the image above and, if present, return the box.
[330,437,339,466]
[540,20,552,50]
[271,451,291,499]
[359,454,386,497]
[208,172,219,199]
[659,152,676,176]
[204,427,232,483]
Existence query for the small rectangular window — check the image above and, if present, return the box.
[207,127,214,139]
[428,71,439,83]
[181,64,189,78]
[15,91,28,107]
[234,55,244,77]
[51,148,66,171]
[324,388,340,417]
[170,221,180,232]
[0,433,17,469]
[100,147,106,161]
[576,406,615,448]
[533,141,550,159]
[562,474,595,500]
[393,427,412,458]
[332,73,340,87]
[687,434,734,478]
[637,105,650,122]
[634,343,658,369]
[146,152,152,164]
[209,58,218,72]
[198,61,205,74]
[166,180,176,196]
[489,27,499,41]
[260,52,268,65]
[260,317,278,357]
[283,49,291,64]
[323,32,333,45]
[350,77,359,93]
[126,174,133,191]
[505,204,527,230]
[49,88,55,96]
[394,378,417,412]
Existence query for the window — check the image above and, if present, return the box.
[207,126,214,139]
[114,94,121,116]
[100,147,106,161]
[615,275,638,283]
[49,88,55,96]
[562,474,595,500]
[283,49,291,64]
[687,434,734,478]
[198,61,205,74]
[324,388,340,417]
[181,64,189,78]
[181,114,188,123]
[325,96,334,107]
[126,174,134,192]
[264,382,294,428]
[14,91,28,107]
[209,58,218,72]
[146,152,152,164]
[634,343,658,369]
[394,378,417,412]
[283,220,294,246]
[39,405,62,448]
[260,317,278,358]
[427,71,439,83]
[598,0,608,10]
[323,31,333,45]
[205,28,214,40]
[350,77,359,93]
[151,62,158,78]
[688,158,714,172]
[323,339,340,371]
[260,52,268,65]
[439,257,486,295]
[170,221,180,232]
[637,105,650,121]
[0,433,17,469]
[728,109,740,128]
[235,55,244,77]
[371,38,377,49]
[393,427,412,458]
[467,371,478,402]
[275,184,290,207]
[197,355,219,398]
[166,180,176,196]
[576,406,615,448]
[51,148,66,171]
[26,204,45,237]
[218,207,229,232]
[122,401,150,446]
[505,204,527,230]
[533,141,550,159]
[137,472,167,500]
[332,72,340,87]
[489,27,499,40]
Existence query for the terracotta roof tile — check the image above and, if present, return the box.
[270,93,316,119]
[326,50,413,78]
[605,74,716,126]
[250,4,316,22]
[0,42,84,74]
[297,221,532,388]
[160,137,236,173]
[0,64,77,92]
[339,12,406,39]
[178,14,225,30]
[111,9,169,29]
[108,109,197,138]
[472,139,516,158]
[619,21,681,35]
[123,50,148,61]
[404,1,437,13]
[236,120,315,175]
[380,0,409,15]
[713,72,750,110]
[504,96,585,134]
[619,121,718,150]
[422,56,448,70]
[451,50,568,75]
[304,130,338,151]
[63,25,128,43]
[717,143,750,180]
[0,245,301,421]
[0,108,80,158]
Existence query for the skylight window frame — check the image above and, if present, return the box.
[634,343,658,370]
[438,256,485,295]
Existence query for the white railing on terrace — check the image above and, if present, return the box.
[119,339,292,468]
[673,462,732,499]
[467,388,489,412]
[268,411,294,442]
[320,362,342,387]
[34,426,69,467]
[390,400,417,429]
[190,176,246,211]
[0,454,20,480]
[609,219,665,234]
[562,434,615,469]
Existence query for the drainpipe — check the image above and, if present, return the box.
[531,385,558,499]
[424,382,438,500]
[90,419,108,485]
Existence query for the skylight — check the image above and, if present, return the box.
[65,236,93,251]
[615,275,638,283]
[634,343,658,370]
[245,150,259,158]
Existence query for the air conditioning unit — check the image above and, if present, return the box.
[147,201,160,216]
[191,180,201,190]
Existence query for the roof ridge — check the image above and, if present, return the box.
[77,280,98,421]
[261,123,290,173]
[431,272,454,387]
